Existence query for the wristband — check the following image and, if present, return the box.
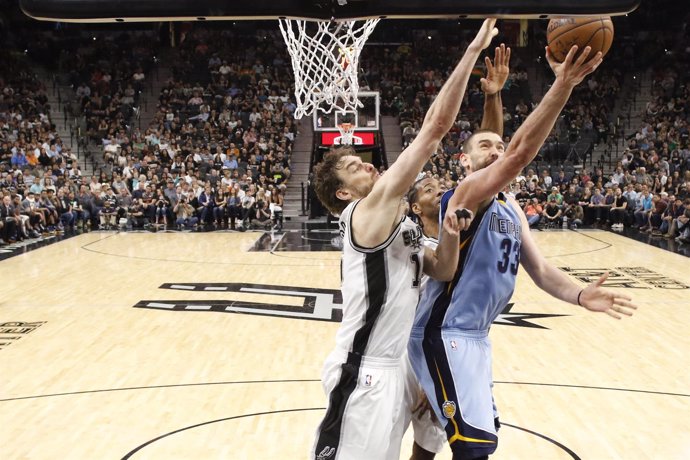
[577,290,583,306]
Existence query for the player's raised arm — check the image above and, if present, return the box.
[448,45,603,214]
[480,43,510,136]
[359,20,497,215]
[509,196,638,319]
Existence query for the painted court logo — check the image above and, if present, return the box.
[0,322,46,350]
[134,284,566,328]
[559,266,689,289]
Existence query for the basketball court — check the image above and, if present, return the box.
[6,0,685,458]
[0,228,688,459]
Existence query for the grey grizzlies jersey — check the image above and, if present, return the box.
[413,190,522,331]
[336,199,425,359]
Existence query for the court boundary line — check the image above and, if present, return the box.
[121,407,325,459]
[120,409,581,460]
[543,229,613,259]
[79,234,339,267]
[2,379,687,402]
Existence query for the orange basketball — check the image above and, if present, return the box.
[547,17,614,63]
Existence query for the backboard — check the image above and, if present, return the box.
[21,0,641,23]
[313,91,380,132]
[315,91,379,147]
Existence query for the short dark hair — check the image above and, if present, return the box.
[461,129,499,155]
[313,147,354,215]
[406,176,433,225]
[406,177,424,207]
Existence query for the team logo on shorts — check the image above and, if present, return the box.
[317,446,335,459]
[442,400,457,419]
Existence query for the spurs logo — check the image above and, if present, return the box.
[316,446,336,459]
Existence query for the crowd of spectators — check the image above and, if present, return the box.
[600,18,690,243]
[57,30,156,149]
[0,45,81,244]
[124,26,296,231]
[2,13,690,246]
[360,28,533,159]
[1,24,299,244]
[371,16,690,245]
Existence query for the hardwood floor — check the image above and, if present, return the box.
[1,229,688,459]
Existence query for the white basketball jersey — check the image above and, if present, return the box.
[335,200,425,359]
[419,235,438,294]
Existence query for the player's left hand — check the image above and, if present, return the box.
[579,272,638,319]
[546,45,603,88]
[481,43,511,95]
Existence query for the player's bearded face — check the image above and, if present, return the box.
[337,158,378,200]
[352,172,377,198]
[466,134,504,172]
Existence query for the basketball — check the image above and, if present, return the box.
[547,17,614,63]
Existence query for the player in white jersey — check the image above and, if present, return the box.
[311,19,498,460]
[400,176,448,459]
[409,45,638,459]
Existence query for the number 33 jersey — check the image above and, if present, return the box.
[335,199,425,359]
[413,190,523,332]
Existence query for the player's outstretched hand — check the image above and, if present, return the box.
[481,43,511,95]
[470,18,499,51]
[546,45,603,88]
[579,272,638,319]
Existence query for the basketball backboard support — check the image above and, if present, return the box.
[21,0,640,23]
[313,91,380,133]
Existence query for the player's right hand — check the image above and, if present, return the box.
[443,207,474,235]
[546,45,603,88]
[481,43,511,95]
[470,18,499,51]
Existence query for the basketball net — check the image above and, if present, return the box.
[279,18,380,119]
[336,122,357,145]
